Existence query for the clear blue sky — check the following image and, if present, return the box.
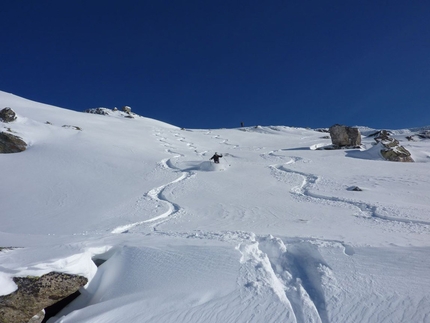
[1,1,429,129]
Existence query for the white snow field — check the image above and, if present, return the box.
[1,90,430,323]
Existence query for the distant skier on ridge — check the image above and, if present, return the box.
[210,152,223,164]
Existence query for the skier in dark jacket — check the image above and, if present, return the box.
[210,152,223,164]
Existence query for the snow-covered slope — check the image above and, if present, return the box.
[1,90,429,322]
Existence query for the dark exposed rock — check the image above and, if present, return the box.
[373,130,391,142]
[0,132,27,153]
[374,131,414,162]
[315,128,329,133]
[0,247,16,252]
[85,107,111,115]
[85,107,136,118]
[348,186,363,191]
[0,108,17,123]
[380,145,414,162]
[417,130,430,139]
[0,272,87,323]
[367,130,393,138]
[329,124,361,148]
[269,126,281,131]
[62,125,82,131]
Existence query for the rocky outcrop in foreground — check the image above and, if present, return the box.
[0,132,27,153]
[0,272,87,323]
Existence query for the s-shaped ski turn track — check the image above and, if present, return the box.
[264,152,430,227]
[111,130,195,234]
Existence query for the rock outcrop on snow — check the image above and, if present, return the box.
[85,106,135,118]
[417,130,430,139]
[85,107,111,115]
[0,108,17,123]
[375,130,414,162]
[329,124,361,148]
[0,272,87,323]
[0,132,27,153]
[62,125,82,131]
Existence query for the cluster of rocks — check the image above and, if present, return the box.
[84,107,111,115]
[85,106,133,118]
[0,107,85,154]
[406,130,430,141]
[0,108,27,154]
[323,125,415,162]
[0,272,87,323]
[373,130,414,162]
[417,130,430,139]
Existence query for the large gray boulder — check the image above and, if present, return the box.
[0,108,17,123]
[0,132,27,153]
[0,272,87,323]
[329,124,361,147]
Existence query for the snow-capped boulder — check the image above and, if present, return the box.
[0,272,87,323]
[374,130,414,162]
[380,145,414,162]
[0,108,17,123]
[329,124,361,148]
[0,132,27,153]
[122,106,131,113]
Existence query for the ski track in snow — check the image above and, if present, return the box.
[205,130,239,149]
[263,150,430,227]
[110,129,345,322]
[109,130,427,322]
[111,130,196,234]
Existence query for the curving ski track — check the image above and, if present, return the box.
[266,153,430,226]
[111,131,195,234]
[110,131,372,321]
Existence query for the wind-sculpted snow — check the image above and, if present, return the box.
[238,235,331,323]
[1,91,430,322]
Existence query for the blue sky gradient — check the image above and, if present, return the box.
[1,1,429,129]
